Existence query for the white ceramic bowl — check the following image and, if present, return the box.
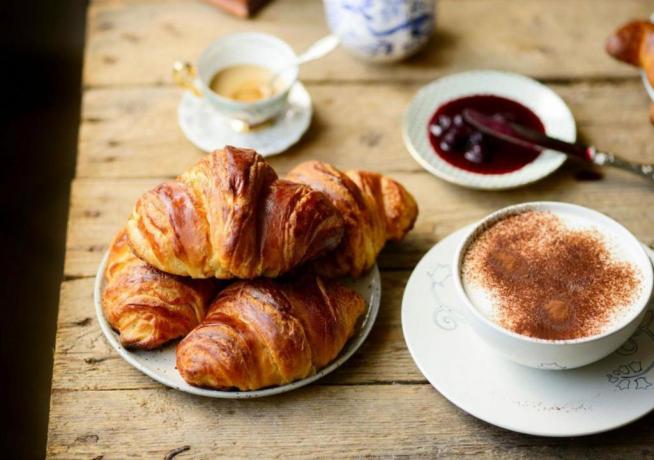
[452,202,654,370]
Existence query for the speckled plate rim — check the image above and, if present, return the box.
[94,251,381,399]
[403,70,576,190]
[402,224,654,436]
[178,81,312,157]
[642,13,654,101]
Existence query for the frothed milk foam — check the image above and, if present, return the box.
[461,208,644,340]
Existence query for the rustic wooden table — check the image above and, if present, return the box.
[47,0,654,458]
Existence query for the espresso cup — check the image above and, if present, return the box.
[452,202,653,370]
[173,33,299,128]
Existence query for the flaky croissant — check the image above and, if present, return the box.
[127,146,345,279]
[102,228,216,349]
[176,276,366,390]
[606,20,654,86]
[286,161,418,278]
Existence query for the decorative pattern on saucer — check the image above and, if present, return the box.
[94,252,381,399]
[427,263,464,331]
[402,225,654,436]
[323,0,435,62]
[178,82,312,157]
[403,70,575,190]
[610,311,654,391]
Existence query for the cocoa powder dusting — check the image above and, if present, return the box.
[462,210,641,340]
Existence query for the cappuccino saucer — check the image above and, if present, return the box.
[178,82,312,157]
[402,225,654,436]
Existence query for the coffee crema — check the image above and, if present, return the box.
[209,64,277,102]
[461,210,642,340]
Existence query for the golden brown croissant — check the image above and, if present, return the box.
[606,19,654,86]
[127,146,345,279]
[286,161,418,277]
[176,276,366,390]
[102,228,216,349]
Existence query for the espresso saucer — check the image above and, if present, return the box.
[402,225,654,436]
[403,70,575,190]
[178,82,312,157]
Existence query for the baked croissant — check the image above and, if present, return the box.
[606,19,654,86]
[127,146,345,279]
[176,276,366,390]
[102,228,216,349]
[286,161,418,278]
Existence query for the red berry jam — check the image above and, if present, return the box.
[428,95,545,174]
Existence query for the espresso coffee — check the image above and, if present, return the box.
[461,210,643,340]
[209,64,277,102]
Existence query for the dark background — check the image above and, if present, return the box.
[0,0,86,458]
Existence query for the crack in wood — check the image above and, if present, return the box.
[80,75,643,91]
[75,433,99,443]
[73,317,92,326]
[84,356,109,365]
[164,445,190,460]
[51,381,431,393]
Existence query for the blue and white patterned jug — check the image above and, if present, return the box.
[323,0,436,62]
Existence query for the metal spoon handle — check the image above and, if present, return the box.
[591,148,654,182]
[296,34,340,65]
[269,35,340,88]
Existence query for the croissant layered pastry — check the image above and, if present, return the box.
[127,146,345,279]
[606,19,654,86]
[286,161,418,278]
[176,276,366,390]
[102,229,217,349]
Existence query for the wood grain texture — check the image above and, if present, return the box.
[76,80,654,178]
[46,384,654,459]
[84,0,652,86]
[49,0,654,457]
[64,172,654,278]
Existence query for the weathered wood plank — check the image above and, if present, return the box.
[52,272,419,391]
[50,0,654,456]
[75,80,654,179]
[46,384,654,459]
[84,0,651,87]
[64,172,654,278]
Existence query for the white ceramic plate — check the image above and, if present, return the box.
[642,13,654,101]
[95,253,381,399]
[178,82,312,157]
[402,225,654,436]
[403,70,576,190]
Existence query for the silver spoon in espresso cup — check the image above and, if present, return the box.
[172,34,339,132]
[261,34,340,97]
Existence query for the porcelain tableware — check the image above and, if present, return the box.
[173,32,299,128]
[323,0,436,62]
[452,202,654,370]
[403,70,575,189]
[95,255,381,399]
[402,224,654,436]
